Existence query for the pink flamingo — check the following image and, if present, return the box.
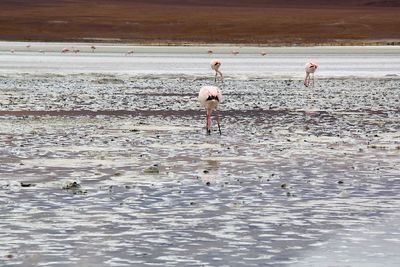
[207,49,213,55]
[10,49,15,53]
[261,51,267,56]
[26,44,31,49]
[61,48,70,53]
[231,50,239,55]
[210,59,223,82]
[304,62,318,87]
[90,44,96,52]
[126,50,134,55]
[73,48,80,53]
[198,86,222,135]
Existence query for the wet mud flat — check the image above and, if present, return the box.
[0,74,400,266]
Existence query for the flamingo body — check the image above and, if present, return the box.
[198,86,222,134]
[304,62,318,87]
[210,59,223,82]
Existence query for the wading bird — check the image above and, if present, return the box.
[210,59,223,82]
[90,44,96,52]
[198,86,222,135]
[261,51,267,56]
[126,50,134,55]
[61,48,70,53]
[304,62,318,87]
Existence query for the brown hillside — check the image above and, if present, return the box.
[0,0,399,44]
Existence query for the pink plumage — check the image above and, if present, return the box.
[304,62,318,87]
[198,86,222,135]
[210,59,223,82]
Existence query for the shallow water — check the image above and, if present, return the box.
[0,44,400,266]
[1,42,400,78]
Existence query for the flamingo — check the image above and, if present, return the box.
[38,50,45,54]
[61,48,70,53]
[210,59,223,82]
[73,48,80,53]
[126,50,134,55]
[207,49,213,55]
[10,49,15,53]
[231,50,239,55]
[198,86,222,135]
[90,44,96,52]
[26,45,31,49]
[261,51,267,56]
[304,62,318,87]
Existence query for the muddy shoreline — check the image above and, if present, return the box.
[1,50,400,266]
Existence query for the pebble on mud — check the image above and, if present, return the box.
[20,182,35,187]
[143,165,160,174]
[62,181,81,190]
[62,181,87,195]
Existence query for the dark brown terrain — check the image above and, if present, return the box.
[1,0,400,44]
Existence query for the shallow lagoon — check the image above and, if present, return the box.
[0,43,399,266]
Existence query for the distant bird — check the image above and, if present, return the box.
[10,49,15,53]
[90,44,96,52]
[210,59,223,82]
[126,50,134,55]
[26,45,31,49]
[198,86,222,135]
[231,50,239,55]
[261,51,267,56]
[207,49,213,55]
[38,50,45,54]
[73,48,80,53]
[304,62,318,87]
[61,48,70,53]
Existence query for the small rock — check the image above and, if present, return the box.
[20,182,35,187]
[62,181,80,190]
[143,165,160,174]
[339,191,349,198]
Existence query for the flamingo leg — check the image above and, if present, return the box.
[304,73,310,87]
[312,73,315,87]
[206,111,211,134]
[217,70,223,82]
[215,110,222,135]
[214,71,218,82]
